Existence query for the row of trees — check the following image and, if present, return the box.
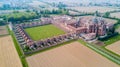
[34,9,69,15]
[103,12,110,18]
[0,11,40,24]
[33,8,69,17]
[0,8,69,24]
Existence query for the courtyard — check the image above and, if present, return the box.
[25,24,65,41]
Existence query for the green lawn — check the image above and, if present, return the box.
[103,34,120,45]
[25,24,65,41]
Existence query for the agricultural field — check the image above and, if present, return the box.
[66,6,120,13]
[106,41,120,55]
[25,24,65,41]
[0,36,22,67]
[26,42,119,67]
[44,7,58,11]
[0,26,9,36]
[28,1,49,8]
[28,0,58,10]
[77,16,117,24]
[69,10,81,15]
[110,12,120,19]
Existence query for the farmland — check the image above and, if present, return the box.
[0,36,22,67]
[69,10,81,15]
[25,24,65,41]
[77,16,117,24]
[28,1,49,8]
[110,12,120,19]
[66,6,120,13]
[26,42,119,67]
[0,26,9,36]
[28,1,58,10]
[106,41,120,55]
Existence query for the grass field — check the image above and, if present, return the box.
[0,36,22,67]
[25,24,65,41]
[26,42,119,67]
[106,41,120,55]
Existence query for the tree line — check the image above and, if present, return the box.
[0,9,69,24]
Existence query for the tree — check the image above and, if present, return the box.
[95,11,100,16]
[23,45,30,52]
[104,12,110,18]
[26,9,31,12]
[117,19,120,24]
[0,20,6,26]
